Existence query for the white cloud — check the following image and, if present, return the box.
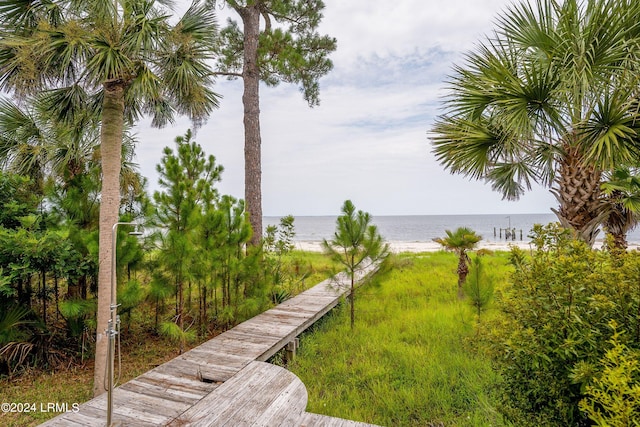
[135,0,558,217]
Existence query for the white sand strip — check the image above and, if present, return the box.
[295,240,640,253]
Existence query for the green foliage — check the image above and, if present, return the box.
[270,288,291,304]
[464,255,494,317]
[215,0,337,106]
[600,167,640,251]
[264,215,295,256]
[59,298,95,338]
[118,280,145,331]
[485,225,640,426]
[153,129,224,345]
[152,130,271,339]
[433,227,482,254]
[322,200,389,328]
[0,268,15,298]
[434,227,482,298]
[0,172,40,229]
[0,304,35,376]
[323,200,389,273]
[290,252,511,426]
[0,304,32,346]
[578,321,640,426]
[264,215,303,301]
[159,321,196,345]
[431,0,640,194]
[431,0,640,245]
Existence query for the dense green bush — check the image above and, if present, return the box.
[486,224,640,426]
[578,321,640,426]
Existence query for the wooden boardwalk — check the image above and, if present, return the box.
[41,264,381,426]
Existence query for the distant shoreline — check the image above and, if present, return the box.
[295,240,640,253]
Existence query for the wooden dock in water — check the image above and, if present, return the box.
[41,264,380,426]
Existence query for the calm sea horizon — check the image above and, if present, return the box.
[264,213,640,245]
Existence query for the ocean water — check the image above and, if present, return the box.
[264,213,640,244]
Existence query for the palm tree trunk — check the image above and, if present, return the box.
[551,145,602,246]
[239,5,263,246]
[93,81,125,397]
[603,190,631,252]
[457,253,468,300]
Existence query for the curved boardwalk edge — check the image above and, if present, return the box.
[40,262,382,426]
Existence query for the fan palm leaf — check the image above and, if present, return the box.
[431,0,640,245]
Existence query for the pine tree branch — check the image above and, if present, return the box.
[213,71,243,78]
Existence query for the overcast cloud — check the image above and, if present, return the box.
[134,0,557,216]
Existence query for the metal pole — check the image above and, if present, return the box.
[107,222,139,426]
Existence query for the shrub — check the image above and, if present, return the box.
[485,223,640,426]
[577,321,640,426]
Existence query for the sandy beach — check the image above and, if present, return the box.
[295,240,533,253]
[295,240,640,253]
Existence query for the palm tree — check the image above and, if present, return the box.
[433,227,481,299]
[0,96,77,192]
[0,95,132,190]
[431,0,640,246]
[0,0,220,397]
[600,167,640,251]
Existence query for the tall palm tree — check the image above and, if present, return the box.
[433,227,481,299]
[431,0,640,245]
[0,0,220,396]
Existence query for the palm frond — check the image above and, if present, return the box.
[581,90,640,168]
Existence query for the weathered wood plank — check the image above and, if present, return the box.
[133,368,219,394]
[41,262,381,427]
[254,378,308,426]
[299,412,382,427]
[119,377,212,404]
[166,361,307,427]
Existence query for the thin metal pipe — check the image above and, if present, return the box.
[107,222,139,427]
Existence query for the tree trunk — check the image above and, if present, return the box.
[41,270,47,327]
[603,190,631,252]
[240,5,263,246]
[350,273,355,329]
[457,253,468,300]
[93,81,125,398]
[54,274,59,321]
[551,145,602,246]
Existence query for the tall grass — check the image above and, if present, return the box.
[289,251,513,426]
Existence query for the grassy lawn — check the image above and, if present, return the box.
[289,251,513,426]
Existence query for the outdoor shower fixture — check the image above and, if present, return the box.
[107,222,142,426]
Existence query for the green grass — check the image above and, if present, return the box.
[2,250,511,426]
[289,251,513,426]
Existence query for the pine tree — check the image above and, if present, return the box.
[322,200,389,329]
[213,0,337,244]
[153,130,223,353]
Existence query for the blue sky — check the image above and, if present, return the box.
[135,0,557,216]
